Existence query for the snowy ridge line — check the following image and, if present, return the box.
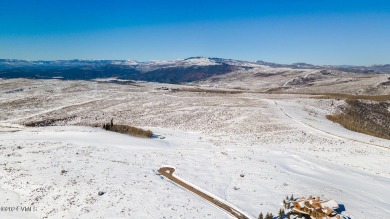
[158,166,253,219]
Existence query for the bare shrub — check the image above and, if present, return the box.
[327,100,390,140]
[109,124,152,138]
[103,119,153,138]
[24,116,76,127]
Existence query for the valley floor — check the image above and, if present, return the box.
[0,79,389,218]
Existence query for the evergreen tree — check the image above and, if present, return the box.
[258,212,264,219]
[290,194,294,201]
[278,209,283,218]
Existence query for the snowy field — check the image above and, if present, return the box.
[0,79,389,218]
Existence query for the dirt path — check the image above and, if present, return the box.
[158,166,251,219]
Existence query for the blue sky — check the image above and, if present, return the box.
[1,0,389,65]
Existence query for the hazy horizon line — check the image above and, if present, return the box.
[1,57,388,67]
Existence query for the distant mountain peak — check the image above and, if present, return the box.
[182,57,218,66]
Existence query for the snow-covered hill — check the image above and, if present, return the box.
[1,79,389,218]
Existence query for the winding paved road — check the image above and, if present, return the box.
[158,166,251,219]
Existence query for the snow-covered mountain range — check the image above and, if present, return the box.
[1,57,389,83]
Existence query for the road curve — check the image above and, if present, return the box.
[158,166,251,219]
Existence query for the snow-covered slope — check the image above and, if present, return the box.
[0,79,389,218]
[195,67,390,95]
[0,126,233,218]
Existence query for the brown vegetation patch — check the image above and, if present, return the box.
[327,100,390,140]
[103,120,152,138]
[313,93,390,101]
[24,116,77,127]
[174,87,243,94]
[253,72,275,77]
[265,87,290,93]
